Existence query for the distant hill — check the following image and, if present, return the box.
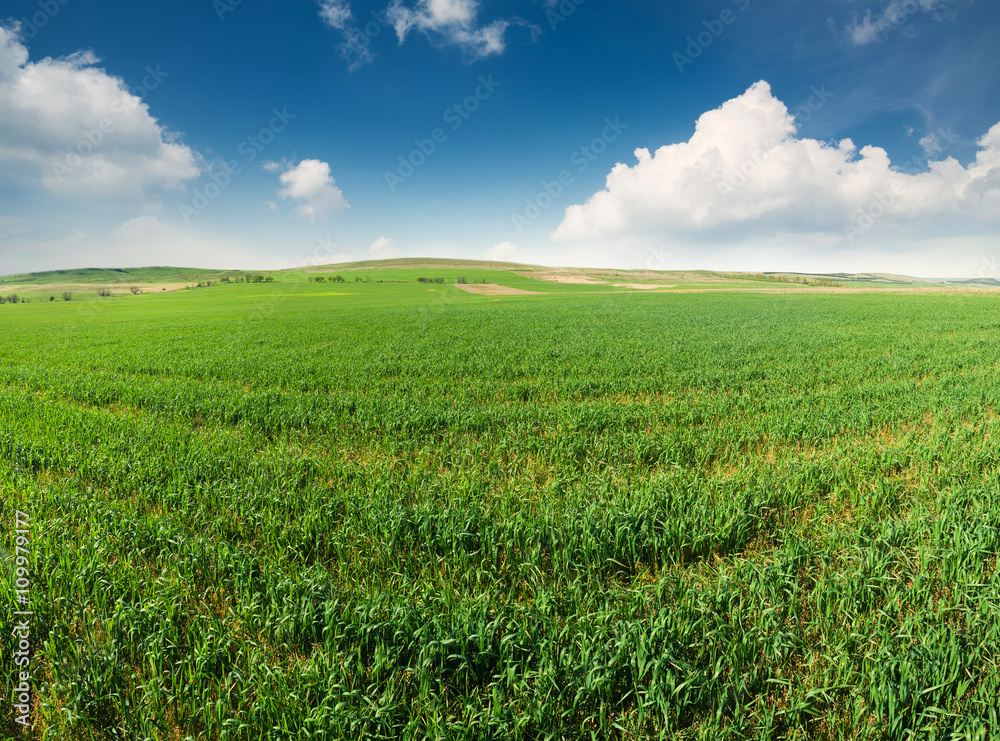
[3,260,997,291]
[296,257,532,272]
[0,266,235,285]
[945,277,1000,287]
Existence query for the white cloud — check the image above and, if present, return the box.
[0,25,199,201]
[483,241,526,262]
[553,81,1000,247]
[275,159,349,221]
[368,236,400,259]
[846,0,950,44]
[386,0,535,59]
[919,132,942,156]
[316,0,375,71]
[318,0,353,29]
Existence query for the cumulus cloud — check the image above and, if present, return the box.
[483,241,527,262]
[919,132,943,156]
[369,236,400,259]
[0,25,199,201]
[275,159,349,221]
[553,81,1000,247]
[386,0,537,59]
[846,0,950,44]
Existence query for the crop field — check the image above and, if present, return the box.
[2,274,1000,739]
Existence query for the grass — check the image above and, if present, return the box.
[2,275,999,739]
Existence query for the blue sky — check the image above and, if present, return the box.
[1,0,998,276]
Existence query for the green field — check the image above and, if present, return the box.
[2,274,999,739]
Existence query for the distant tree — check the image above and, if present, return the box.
[6,294,19,304]
[97,288,112,297]
[129,286,141,295]
[457,276,467,284]
[314,276,326,283]
[331,275,345,283]
[49,296,55,301]
[252,274,265,283]
[62,291,72,301]
[265,276,274,282]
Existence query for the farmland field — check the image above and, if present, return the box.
[2,273,1000,739]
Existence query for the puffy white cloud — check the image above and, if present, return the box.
[846,0,950,44]
[919,132,942,156]
[483,241,526,262]
[386,0,535,59]
[553,81,1000,246]
[0,25,199,201]
[369,236,399,259]
[275,159,349,221]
